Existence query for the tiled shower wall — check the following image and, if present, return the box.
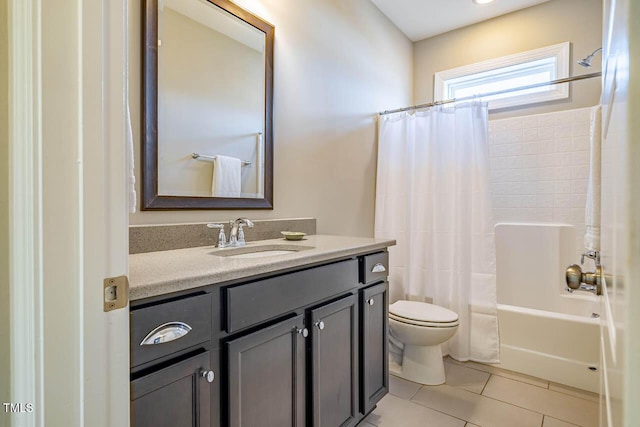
[488,106,595,256]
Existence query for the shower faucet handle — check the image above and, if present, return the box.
[581,250,601,266]
[565,263,602,296]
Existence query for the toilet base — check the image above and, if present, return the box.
[392,344,446,385]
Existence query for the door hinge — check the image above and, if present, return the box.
[104,275,129,312]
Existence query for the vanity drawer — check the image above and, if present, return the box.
[225,259,359,333]
[130,293,212,368]
[360,251,389,285]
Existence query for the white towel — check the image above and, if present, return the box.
[584,105,602,251]
[127,103,137,213]
[211,155,242,198]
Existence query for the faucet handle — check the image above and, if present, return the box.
[207,223,227,248]
[237,224,246,246]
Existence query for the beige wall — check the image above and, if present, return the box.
[130,0,413,236]
[414,0,602,120]
[0,0,10,420]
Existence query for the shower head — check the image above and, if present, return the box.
[578,47,602,68]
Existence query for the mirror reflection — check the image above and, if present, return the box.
[157,0,266,199]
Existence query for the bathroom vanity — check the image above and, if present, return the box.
[128,235,394,427]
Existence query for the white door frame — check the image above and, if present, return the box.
[8,0,130,426]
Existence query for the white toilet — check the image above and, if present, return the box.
[389,301,459,385]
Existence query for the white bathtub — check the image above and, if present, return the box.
[493,223,601,393]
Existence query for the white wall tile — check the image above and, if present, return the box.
[554,181,571,194]
[554,138,572,152]
[553,111,572,125]
[571,179,588,194]
[571,194,587,208]
[537,181,554,194]
[539,140,555,154]
[538,114,554,127]
[522,128,539,141]
[507,118,523,130]
[571,151,590,165]
[491,157,508,170]
[508,144,523,156]
[538,167,555,180]
[537,195,554,208]
[572,107,591,123]
[538,126,555,140]
[554,194,571,207]
[522,168,538,182]
[490,145,508,157]
[508,130,523,143]
[522,155,539,168]
[539,153,556,166]
[488,107,597,262]
[572,122,590,137]
[507,156,522,169]
[555,153,572,166]
[572,165,589,180]
[522,116,539,129]
[554,125,572,139]
[554,167,571,181]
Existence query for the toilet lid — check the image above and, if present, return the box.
[389,301,459,324]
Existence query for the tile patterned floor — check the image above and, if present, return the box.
[364,357,599,427]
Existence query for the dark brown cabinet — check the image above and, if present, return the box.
[226,315,306,427]
[131,351,212,427]
[310,295,359,427]
[360,282,389,415]
[130,251,390,427]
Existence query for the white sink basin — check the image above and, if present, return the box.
[210,244,314,259]
[225,250,299,259]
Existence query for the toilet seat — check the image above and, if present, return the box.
[389,301,459,328]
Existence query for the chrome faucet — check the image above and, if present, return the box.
[228,218,254,247]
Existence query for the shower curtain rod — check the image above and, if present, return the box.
[379,72,602,116]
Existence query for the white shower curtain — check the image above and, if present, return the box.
[375,102,499,363]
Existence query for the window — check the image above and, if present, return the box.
[434,42,570,110]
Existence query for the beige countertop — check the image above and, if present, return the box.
[129,235,395,301]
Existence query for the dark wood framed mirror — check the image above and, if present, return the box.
[142,0,274,210]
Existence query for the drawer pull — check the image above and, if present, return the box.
[296,327,309,338]
[140,321,193,346]
[315,320,325,331]
[366,298,375,306]
[371,263,386,273]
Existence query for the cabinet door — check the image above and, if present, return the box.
[360,282,388,414]
[310,295,358,427]
[226,315,306,427]
[131,351,212,427]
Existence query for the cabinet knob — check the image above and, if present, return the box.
[296,327,309,338]
[315,320,325,330]
[367,298,375,306]
[201,370,215,383]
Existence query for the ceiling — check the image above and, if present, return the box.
[370,0,551,42]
